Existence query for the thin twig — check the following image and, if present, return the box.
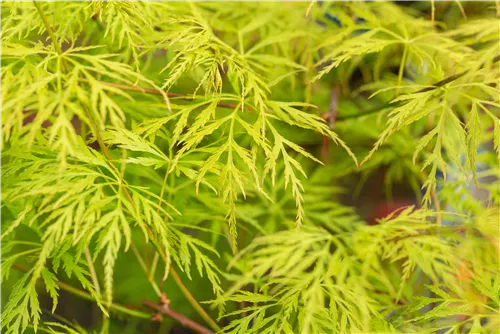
[78,78,245,111]
[84,247,101,296]
[432,1,453,20]
[149,253,160,283]
[33,2,63,55]
[388,226,468,243]
[420,171,442,226]
[80,53,499,123]
[169,267,221,332]
[153,149,174,284]
[130,242,162,297]
[395,43,409,97]
[431,0,435,24]
[430,188,442,225]
[143,300,214,334]
[15,264,213,332]
[321,83,340,163]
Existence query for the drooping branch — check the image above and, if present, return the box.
[335,54,500,121]
[13,264,214,332]
[13,264,150,320]
[33,3,222,332]
[80,53,499,123]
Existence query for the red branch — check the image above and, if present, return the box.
[143,300,214,334]
[78,78,244,111]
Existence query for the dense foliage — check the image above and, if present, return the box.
[1,1,499,333]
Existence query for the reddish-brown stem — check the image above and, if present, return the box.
[168,267,221,331]
[14,264,214,331]
[143,300,214,334]
[78,78,245,111]
[321,83,340,163]
[79,53,500,123]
